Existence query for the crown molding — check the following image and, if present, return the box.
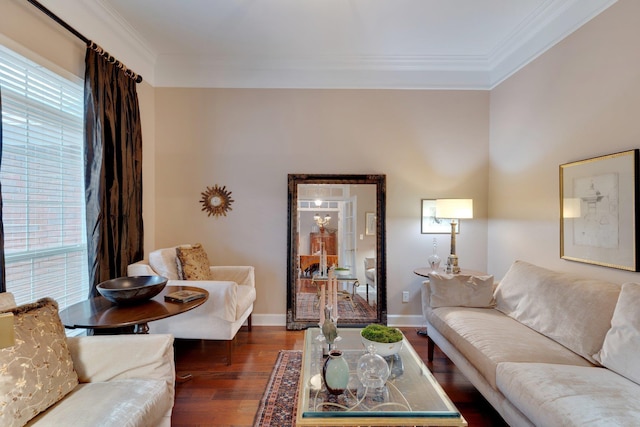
[488,0,618,88]
[153,54,492,89]
[36,0,157,83]
[36,0,617,89]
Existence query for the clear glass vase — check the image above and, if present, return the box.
[427,238,441,273]
[356,344,390,401]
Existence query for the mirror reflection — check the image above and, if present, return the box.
[287,174,386,329]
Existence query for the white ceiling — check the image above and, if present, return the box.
[39,0,617,89]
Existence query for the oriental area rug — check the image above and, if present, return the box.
[253,350,301,427]
[295,292,377,322]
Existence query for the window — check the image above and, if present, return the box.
[0,44,89,310]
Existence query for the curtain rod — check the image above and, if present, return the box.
[26,0,143,83]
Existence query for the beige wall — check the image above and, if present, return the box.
[488,0,640,283]
[154,89,490,324]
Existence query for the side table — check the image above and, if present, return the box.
[311,274,359,308]
[59,285,208,334]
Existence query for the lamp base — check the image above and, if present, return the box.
[446,254,460,274]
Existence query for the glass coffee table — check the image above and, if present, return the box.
[297,328,467,426]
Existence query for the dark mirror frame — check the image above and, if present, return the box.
[286,173,387,330]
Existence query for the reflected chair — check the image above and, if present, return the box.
[364,257,376,302]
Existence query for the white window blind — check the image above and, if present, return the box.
[0,44,89,310]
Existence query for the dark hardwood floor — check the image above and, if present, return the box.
[171,326,508,426]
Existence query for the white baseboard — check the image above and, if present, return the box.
[252,313,287,326]
[387,314,425,328]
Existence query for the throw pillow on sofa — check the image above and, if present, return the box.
[594,282,640,385]
[0,298,78,427]
[429,273,495,308]
[176,243,213,280]
[149,246,182,280]
[494,260,621,364]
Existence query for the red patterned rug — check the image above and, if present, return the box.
[253,350,301,427]
[296,292,377,322]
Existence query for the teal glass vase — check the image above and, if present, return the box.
[322,349,349,395]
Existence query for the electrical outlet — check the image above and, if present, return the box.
[402,291,409,303]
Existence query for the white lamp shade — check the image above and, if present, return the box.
[435,199,473,219]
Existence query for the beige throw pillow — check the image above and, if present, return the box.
[149,246,181,280]
[176,243,212,280]
[0,298,79,427]
[494,260,621,364]
[594,282,640,385]
[429,273,495,308]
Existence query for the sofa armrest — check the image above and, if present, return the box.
[168,279,242,322]
[421,280,432,320]
[209,266,255,288]
[66,334,175,395]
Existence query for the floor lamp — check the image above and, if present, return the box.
[435,199,473,274]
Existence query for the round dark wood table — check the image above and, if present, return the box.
[59,285,208,334]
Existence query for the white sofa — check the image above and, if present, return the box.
[0,292,175,427]
[128,245,256,365]
[421,260,640,427]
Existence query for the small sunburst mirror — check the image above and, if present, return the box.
[200,185,234,217]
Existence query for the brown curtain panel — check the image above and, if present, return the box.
[84,47,143,296]
[0,86,5,292]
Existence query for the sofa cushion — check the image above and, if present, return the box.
[496,362,640,427]
[176,243,212,280]
[429,273,494,308]
[594,282,640,385]
[25,378,171,427]
[148,246,181,280]
[426,306,593,389]
[0,298,79,427]
[494,260,620,364]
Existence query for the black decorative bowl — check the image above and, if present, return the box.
[97,276,168,305]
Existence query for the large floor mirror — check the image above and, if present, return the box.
[286,174,386,330]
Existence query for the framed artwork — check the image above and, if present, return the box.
[421,199,458,234]
[365,212,376,236]
[560,150,639,271]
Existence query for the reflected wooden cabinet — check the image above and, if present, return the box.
[310,231,336,255]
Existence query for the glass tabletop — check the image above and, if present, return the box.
[297,328,467,426]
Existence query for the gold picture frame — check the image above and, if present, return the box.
[560,150,639,271]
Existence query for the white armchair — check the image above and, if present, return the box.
[128,246,256,365]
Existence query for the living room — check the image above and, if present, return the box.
[2,0,640,425]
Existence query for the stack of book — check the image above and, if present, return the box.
[164,289,206,303]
